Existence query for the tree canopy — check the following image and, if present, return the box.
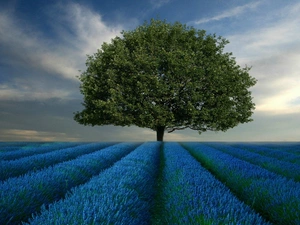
[74,19,257,141]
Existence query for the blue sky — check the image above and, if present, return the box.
[0,0,299,141]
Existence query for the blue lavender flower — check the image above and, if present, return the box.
[25,142,160,225]
[0,142,138,224]
[183,142,300,224]
[0,142,113,181]
[155,142,270,224]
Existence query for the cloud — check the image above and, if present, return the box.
[0,83,72,101]
[221,2,300,115]
[0,3,122,82]
[0,129,79,141]
[149,0,171,9]
[49,3,123,57]
[0,3,123,102]
[0,11,78,81]
[0,98,84,141]
[193,1,262,24]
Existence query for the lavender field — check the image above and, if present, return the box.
[0,141,300,224]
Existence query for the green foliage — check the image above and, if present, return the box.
[74,19,256,138]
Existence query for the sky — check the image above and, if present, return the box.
[0,0,299,142]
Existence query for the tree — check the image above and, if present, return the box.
[74,19,257,141]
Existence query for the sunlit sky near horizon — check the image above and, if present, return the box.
[0,0,299,142]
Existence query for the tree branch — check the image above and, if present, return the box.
[167,126,189,133]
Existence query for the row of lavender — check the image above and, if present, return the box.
[0,142,119,181]
[0,142,48,152]
[0,142,139,224]
[228,142,300,164]
[26,142,161,224]
[6,142,270,224]
[0,142,299,224]
[205,142,300,182]
[152,143,270,224]
[182,142,300,224]
[0,142,80,160]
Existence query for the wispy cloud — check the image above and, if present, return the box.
[50,3,123,58]
[0,3,122,82]
[0,83,72,101]
[0,129,79,141]
[0,3,123,101]
[193,1,262,24]
[150,0,171,9]
[224,2,300,115]
[0,11,78,81]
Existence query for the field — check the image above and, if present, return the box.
[0,142,300,225]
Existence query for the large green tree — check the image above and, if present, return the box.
[74,19,256,141]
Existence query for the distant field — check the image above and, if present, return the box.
[0,141,300,224]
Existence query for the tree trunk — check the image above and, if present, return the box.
[156,126,165,141]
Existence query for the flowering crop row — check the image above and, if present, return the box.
[0,142,44,153]
[206,143,300,182]
[0,142,81,161]
[153,142,269,224]
[1,142,299,224]
[245,142,300,154]
[0,142,115,181]
[0,142,139,224]
[25,142,160,225]
[228,143,300,165]
[182,142,300,225]
[0,142,27,147]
